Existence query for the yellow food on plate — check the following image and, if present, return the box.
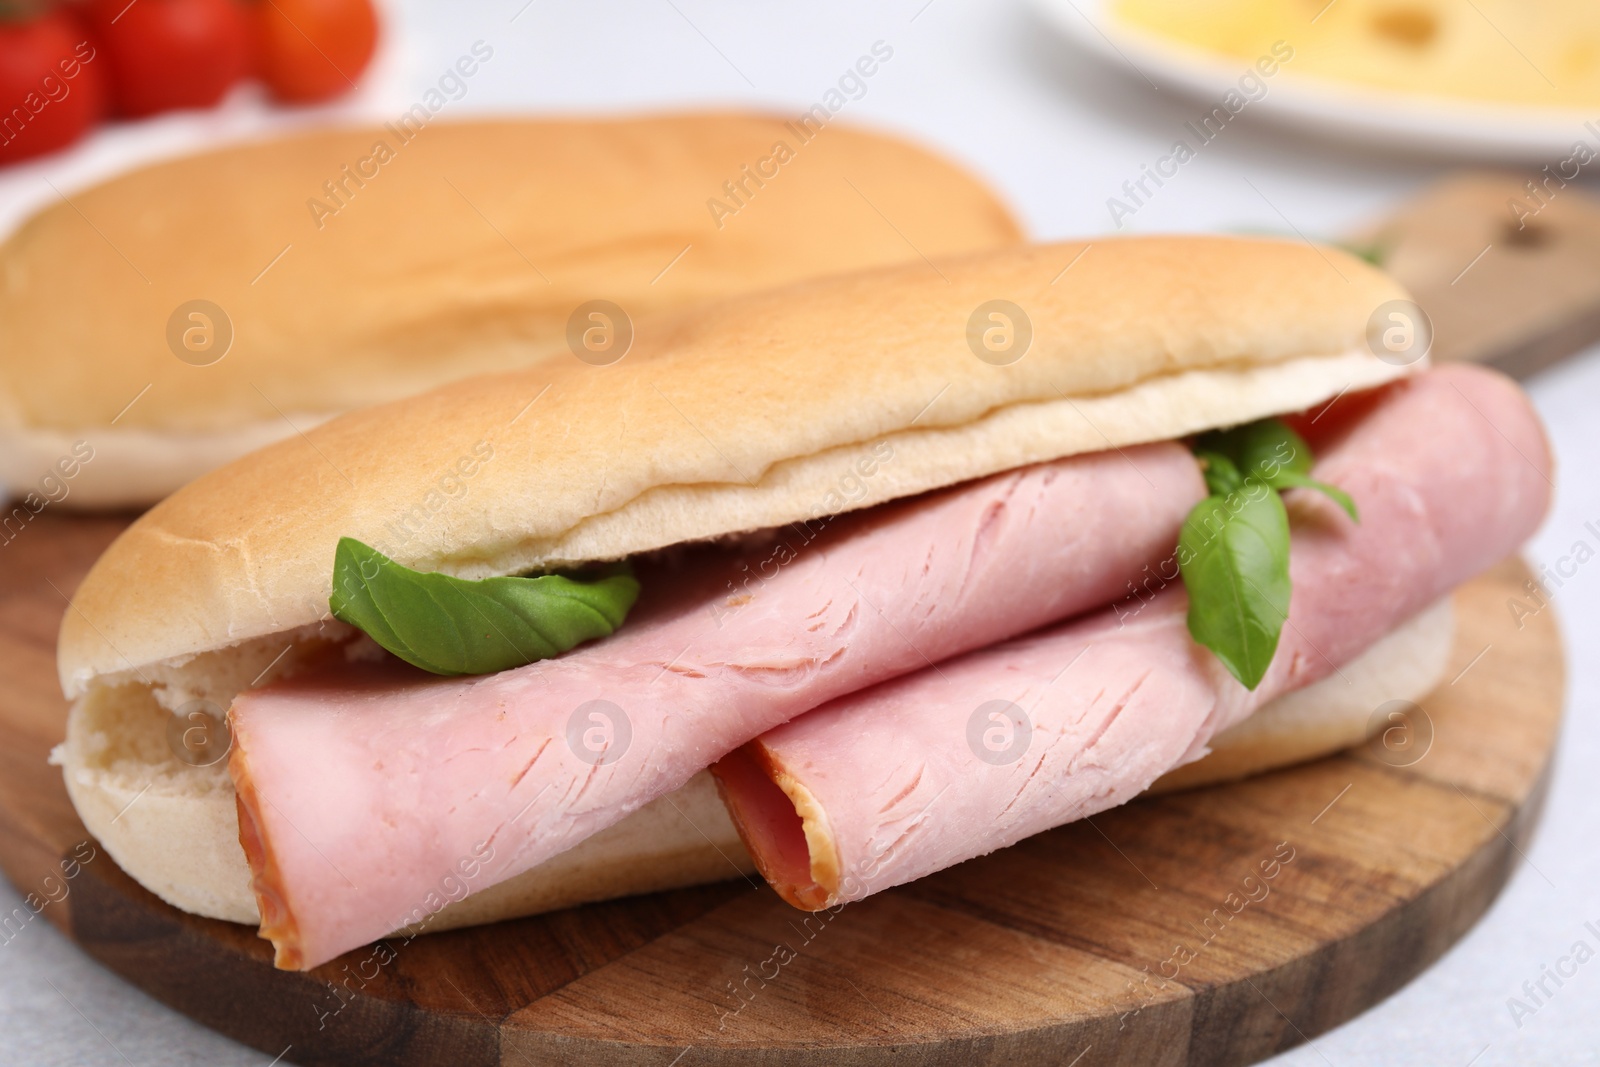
[1113,0,1600,108]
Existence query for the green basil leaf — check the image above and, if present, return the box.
[1337,237,1392,268]
[1177,486,1291,691]
[1195,450,1244,497]
[1197,418,1313,483]
[329,538,640,676]
[1268,470,1360,522]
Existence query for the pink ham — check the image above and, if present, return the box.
[711,364,1552,908]
[230,443,1205,969]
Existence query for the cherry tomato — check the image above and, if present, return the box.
[86,0,251,117]
[254,0,377,104]
[0,9,106,166]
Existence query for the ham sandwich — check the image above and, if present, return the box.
[234,364,1546,970]
[53,237,1542,976]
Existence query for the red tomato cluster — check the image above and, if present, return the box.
[0,0,378,166]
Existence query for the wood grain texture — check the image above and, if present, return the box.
[1359,170,1600,379]
[0,513,1564,1067]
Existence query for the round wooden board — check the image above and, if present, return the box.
[0,513,1564,1067]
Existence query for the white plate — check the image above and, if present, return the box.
[1030,0,1599,162]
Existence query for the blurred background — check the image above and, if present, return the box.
[2,0,1597,1063]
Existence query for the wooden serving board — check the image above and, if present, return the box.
[1355,170,1600,379]
[0,512,1563,1066]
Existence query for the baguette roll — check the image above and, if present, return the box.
[1,114,1021,507]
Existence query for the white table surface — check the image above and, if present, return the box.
[3,1,1597,1064]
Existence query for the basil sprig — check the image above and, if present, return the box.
[1177,419,1357,690]
[329,538,640,676]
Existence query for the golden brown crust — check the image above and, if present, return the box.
[711,743,839,910]
[58,235,1412,695]
[770,765,842,909]
[229,736,301,969]
[0,113,1020,438]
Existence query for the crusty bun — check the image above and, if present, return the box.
[53,599,1452,928]
[58,235,1411,700]
[0,113,1022,508]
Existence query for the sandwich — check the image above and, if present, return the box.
[53,236,1551,972]
[0,112,1020,509]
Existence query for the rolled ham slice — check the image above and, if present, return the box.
[712,365,1552,908]
[231,443,1206,969]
